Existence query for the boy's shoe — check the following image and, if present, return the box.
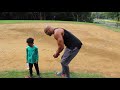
[56,72,66,78]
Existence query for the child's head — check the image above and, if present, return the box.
[26,38,34,47]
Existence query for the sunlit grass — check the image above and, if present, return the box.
[0,70,105,78]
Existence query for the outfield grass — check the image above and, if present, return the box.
[0,70,105,78]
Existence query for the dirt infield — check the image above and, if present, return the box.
[0,22,120,77]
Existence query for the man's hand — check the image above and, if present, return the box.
[53,53,60,58]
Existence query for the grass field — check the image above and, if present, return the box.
[0,20,120,78]
[0,70,104,78]
[0,20,93,24]
[94,19,120,23]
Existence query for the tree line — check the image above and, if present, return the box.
[92,12,120,21]
[0,12,93,22]
[92,12,120,27]
[0,12,120,23]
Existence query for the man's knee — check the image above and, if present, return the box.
[61,60,68,66]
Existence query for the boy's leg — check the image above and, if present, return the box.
[34,62,40,76]
[29,63,33,77]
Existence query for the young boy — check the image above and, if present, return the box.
[26,37,41,78]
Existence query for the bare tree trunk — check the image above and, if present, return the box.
[71,12,76,20]
[31,12,35,19]
[40,12,42,20]
[116,17,119,27]
[43,12,46,20]
[116,13,120,28]
[77,14,79,22]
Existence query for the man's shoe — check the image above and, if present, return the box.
[56,72,66,77]
[37,75,41,78]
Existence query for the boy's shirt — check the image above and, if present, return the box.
[26,45,39,64]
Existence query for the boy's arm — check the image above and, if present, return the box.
[36,48,39,62]
[26,48,28,63]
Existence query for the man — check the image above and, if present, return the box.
[44,26,83,78]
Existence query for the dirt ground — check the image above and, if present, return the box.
[0,22,120,77]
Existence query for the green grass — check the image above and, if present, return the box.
[102,19,120,23]
[0,20,93,24]
[94,19,120,23]
[0,70,105,78]
[0,20,54,24]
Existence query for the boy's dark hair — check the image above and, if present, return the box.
[26,38,34,43]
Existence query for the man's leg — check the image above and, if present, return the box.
[61,47,80,78]
[29,63,33,77]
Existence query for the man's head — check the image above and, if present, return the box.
[26,37,34,47]
[44,26,54,36]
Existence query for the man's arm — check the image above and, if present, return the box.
[53,30,64,58]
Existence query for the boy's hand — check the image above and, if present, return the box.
[35,61,38,64]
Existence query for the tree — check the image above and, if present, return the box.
[0,12,93,23]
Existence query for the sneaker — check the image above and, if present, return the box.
[56,72,66,77]
[64,76,70,78]
[37,75,41,78]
